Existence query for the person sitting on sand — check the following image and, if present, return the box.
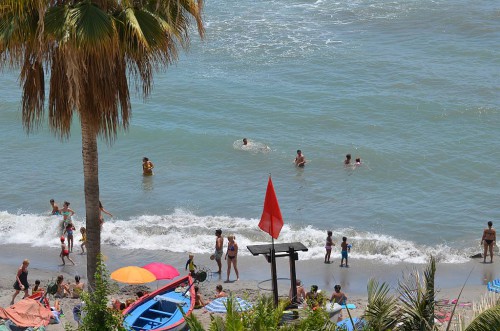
[482,221,496,263]
[55,275,70,298]
[330,285,347,305]
[194,286,208,309]
[215,284,227,298]
[294,150,306,167]
[70,275,85,299]
[32,279,43,295]
[289,279,306,304]
[305,285,323,309]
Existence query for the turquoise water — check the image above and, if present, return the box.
[0,0,499,264]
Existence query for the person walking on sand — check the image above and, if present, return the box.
[482,221,496,263]
[214,229,224,274]
[225,235,239,282]
[60,236,75,265]
[142,157,154,176]
[294,150,306,167]
[50,199,60,215]
[340,236,349,267]
[79,227,87,254]
[11,259,30,305]
[325,231,334,263]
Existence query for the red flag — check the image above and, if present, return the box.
[259,176,284,239]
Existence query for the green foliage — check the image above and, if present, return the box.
[464,304,500,331]
[65,254,125,331]
[363,279,400,331]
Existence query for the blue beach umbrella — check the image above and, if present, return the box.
[205,297,252,313]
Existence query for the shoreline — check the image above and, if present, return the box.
[0,243,498,329]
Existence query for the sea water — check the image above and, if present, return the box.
[0,0,499,264]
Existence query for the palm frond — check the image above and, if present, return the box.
[363,279,400,330]
[464,305,500,331]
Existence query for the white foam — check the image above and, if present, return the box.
[0,210,471,264]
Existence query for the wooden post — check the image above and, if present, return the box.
[289,246,298,306]
[270,245,279,307]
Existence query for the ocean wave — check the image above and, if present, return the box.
[0,210,472,264]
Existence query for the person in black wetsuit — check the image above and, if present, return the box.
[11,259,30,305]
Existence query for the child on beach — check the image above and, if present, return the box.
[185,253,197,277]
[79,227,87,254]
[32,279,43,295]
[64,222,75,252]
[340,237,349,267]
[325,231,334,263]
[60,236,75,266]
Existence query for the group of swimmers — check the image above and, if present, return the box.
[293,149,361,168]
[50,198,112,265]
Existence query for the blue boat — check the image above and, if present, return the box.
[123,275,195,331]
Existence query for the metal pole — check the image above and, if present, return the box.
[271,237,279,307]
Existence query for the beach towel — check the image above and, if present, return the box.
[341,304,356,309]
[0,299,52,327]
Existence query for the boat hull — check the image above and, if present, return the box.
[123,275,194,331]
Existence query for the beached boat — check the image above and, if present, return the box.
[123,275,194,331]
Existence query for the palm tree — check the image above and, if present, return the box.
[363,279,400,330]
[0,0,204,288]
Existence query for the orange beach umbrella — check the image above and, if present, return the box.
[111,266,156,284]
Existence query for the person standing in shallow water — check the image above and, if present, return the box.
[482,221,496,263]
[50,199,60,215]
[142,157,154,176]
[294,150,306,167]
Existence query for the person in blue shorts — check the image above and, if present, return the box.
[340,236,349,267]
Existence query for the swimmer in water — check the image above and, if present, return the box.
[344,154,351,166]
[355,157,361,165]
[294,150,306,167]
[142,157,154,176]
[243,138,248,145]
[50,199,60,215]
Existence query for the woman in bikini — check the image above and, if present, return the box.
[482,221,496,263]
[225,235,239,282]
[60,201,75,233]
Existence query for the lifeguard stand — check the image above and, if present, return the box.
[247,242,308,306]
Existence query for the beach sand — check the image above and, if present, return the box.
[0,244,498,330]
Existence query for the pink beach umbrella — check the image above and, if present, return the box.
[142,262,180,280]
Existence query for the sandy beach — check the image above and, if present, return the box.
[0,243,498,330]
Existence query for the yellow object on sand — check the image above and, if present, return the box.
[110,266,156,284]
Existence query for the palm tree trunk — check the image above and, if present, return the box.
[81,115,101,290]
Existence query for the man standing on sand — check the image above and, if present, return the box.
[294,150,306,167]
[214,229,224,274]
[482,221,496,263]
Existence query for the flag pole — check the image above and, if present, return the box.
[271,236,278,307]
